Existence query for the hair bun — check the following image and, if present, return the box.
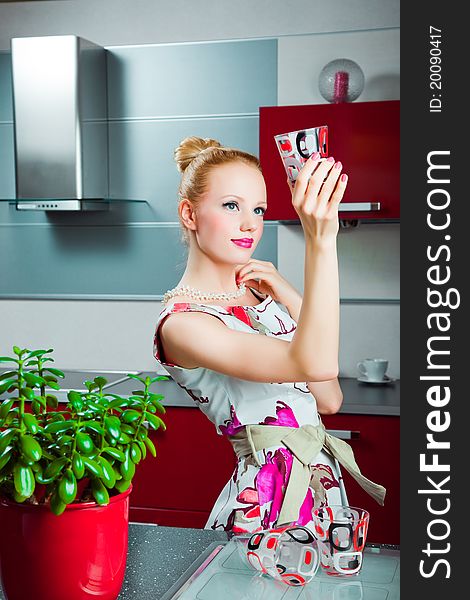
[174,136,222,173]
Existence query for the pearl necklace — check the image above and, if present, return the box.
[163,282,247,304]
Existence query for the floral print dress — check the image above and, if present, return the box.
[153,291,347,534]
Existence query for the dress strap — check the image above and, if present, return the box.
[153,302,231,368]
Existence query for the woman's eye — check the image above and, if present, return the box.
[223,202,265,215]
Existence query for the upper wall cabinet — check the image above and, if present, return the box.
[260,100,399,221]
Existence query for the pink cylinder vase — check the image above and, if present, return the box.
[333,71,349,103]
[0,485,132,600]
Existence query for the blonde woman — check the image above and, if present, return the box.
[153,137,385,533]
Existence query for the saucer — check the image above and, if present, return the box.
[357,375,395,385]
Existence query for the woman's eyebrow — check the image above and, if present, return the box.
[220,194,267,206]
[220,194,244,200]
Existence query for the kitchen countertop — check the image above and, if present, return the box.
[117,523,228,599]
[0,370,399,416]
[105,372,400,417]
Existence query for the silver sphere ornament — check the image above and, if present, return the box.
[318,59,365,103]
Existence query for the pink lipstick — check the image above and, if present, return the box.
[231,238,253,248]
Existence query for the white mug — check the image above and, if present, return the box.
[357,358,388,381]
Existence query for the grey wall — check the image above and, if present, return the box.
[0,0,399,51]
[0,0,400,379]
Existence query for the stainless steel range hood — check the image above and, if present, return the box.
[11,35,110,211]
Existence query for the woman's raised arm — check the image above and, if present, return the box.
[159,154,347,383]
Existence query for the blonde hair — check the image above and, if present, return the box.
[174,136,261,245]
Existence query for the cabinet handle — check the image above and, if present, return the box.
[326,429,360,440]
[338,202,380,211]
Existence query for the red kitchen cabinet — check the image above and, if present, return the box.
[129,407,236,528]
[260,100,400,221]
[321,413,400,545]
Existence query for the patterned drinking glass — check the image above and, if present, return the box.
[311,505,369,576]
[245,525,320,586]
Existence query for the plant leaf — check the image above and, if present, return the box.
[91,478,109,505]
[46,395,59,409]
[58,469,77,504]
[146,412,166,431]
[114,478,131,493]
[23,372,46,387]
[44,420,74,435]
[20,386,35,401]
[106,396,127,409]
[137,440,147,460]
[81,421,104,435]
[67,390,83,403]
[104,416,121,440]
[121,423,137,436]
[35,396,47,409]
[23,413,40,434]
[19,434,42,462]
[50,492,67,516]
[82,456,103,479]
[151,400,166,415]
[136,426,148,441]
[0,446,13,471]
[0,370,16,381]
[84,380,98,392]
[24,350,47,359]
[120,448,136,481]
[44,367,65,378]
[44,456,69,480]
[102,447,125,462]
[45,380,61,391]
[13,462,35,498]
[130,442,142,464]
[0,398,15,420]
[0,379,16,395]
[126,374,145,383]
[0,357,19,364]
[144,436,157,458]
[72,451,85,479]
[0,429,16,454]
[76,432,94,454]
[31,400,42,415]
[97,456,116,489]
[94,376,108,388]
[122,409,141,423]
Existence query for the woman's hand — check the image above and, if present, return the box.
[288,153,348,245]
[235,259,302,309]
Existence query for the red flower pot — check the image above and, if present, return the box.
[0,485,132,600]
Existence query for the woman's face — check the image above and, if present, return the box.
[192,161,267,265]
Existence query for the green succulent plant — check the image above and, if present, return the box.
[0,346,168,515]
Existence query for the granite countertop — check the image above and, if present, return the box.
[0,370,400,416]
[117,523,228,599]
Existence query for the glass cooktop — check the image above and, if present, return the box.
[160,540,400,600]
